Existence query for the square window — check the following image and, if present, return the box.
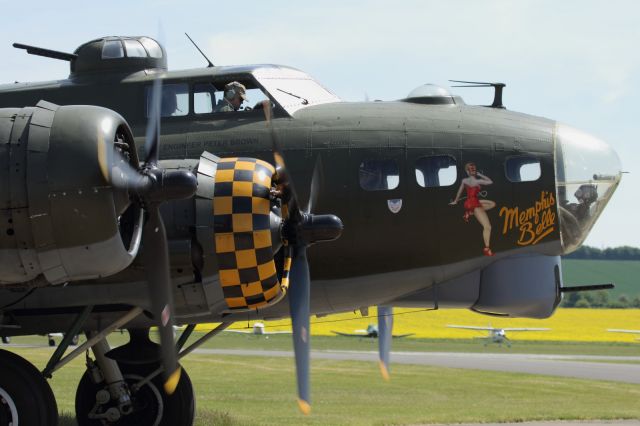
[505,156,541,182]
[415,155,457,187]
[359,159,399,191]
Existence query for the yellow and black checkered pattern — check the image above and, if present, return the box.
[213,157,289,310]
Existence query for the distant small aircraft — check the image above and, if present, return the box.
[46,333,80,347]
[607,329,640,341]
[223,322,292,337]
[332,324,414,339]
[447,325,550,347]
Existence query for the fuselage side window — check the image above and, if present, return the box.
[145,83,189,117]
[505,156,541,182]
[194,83,216,114]
[415,155,457,187]
[359,159,400,191]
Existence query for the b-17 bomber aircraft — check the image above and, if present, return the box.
[0,35,622,424]
[447,324,550,347]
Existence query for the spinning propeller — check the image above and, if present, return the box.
[263,102,343,414]
[100,77,197,395]
[377,306,393,380]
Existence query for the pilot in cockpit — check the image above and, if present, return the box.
[215,81,247,112]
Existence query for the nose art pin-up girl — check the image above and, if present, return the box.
[449,162,496,256]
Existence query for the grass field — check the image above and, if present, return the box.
[3,308,640,424]
[5,346,640,426]
[562,259,640,299]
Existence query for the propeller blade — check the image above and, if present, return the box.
[377,306,393,380]
[141,205,181,394]
[288,245,311,414]
[144,23,166,166]
[305,155,322,214]
[144,77,162,166]
[263,100,302,223]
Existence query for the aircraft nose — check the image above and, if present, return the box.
[554,123,622,254]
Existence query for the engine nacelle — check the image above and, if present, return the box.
[193,153,287,313]
[0,101,142,285]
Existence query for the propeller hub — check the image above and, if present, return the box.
[139,168,198,204]
[283,213,343,246]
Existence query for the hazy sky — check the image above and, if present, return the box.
[0,0,637,248]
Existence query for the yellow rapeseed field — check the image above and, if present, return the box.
[200,308,640,342]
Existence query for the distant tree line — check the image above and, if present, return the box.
[565,245,640,260]
[561,246,640,308]
[561,291,640,309]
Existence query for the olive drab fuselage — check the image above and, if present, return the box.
[0,53,621,334]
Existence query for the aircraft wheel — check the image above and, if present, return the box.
[1,336,9,344]
[0,349,58,425]
[48,337,56,347]
[75,361,194,426]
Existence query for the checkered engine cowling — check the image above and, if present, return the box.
[213,157,288,311]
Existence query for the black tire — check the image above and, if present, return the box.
[1,336,9,344]
[48,338,55,347]
[75,361,194,426]
[0,349,58,426]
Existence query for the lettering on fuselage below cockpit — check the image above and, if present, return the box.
[499,191,556,246]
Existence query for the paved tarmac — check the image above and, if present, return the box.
[194,348,640,384]
[438,422,640,426]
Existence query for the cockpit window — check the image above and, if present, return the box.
[140,37,163,58]
[205,81,269,114]
[123,39,147,58]
[252,67,341,115]
[194,83,216,114]
[359,159,400,191]
[505,156,541,182]
[102,40,124,59]
[415,155,457,187]
[145,83,189,117]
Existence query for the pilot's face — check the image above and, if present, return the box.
[230,94,243,110]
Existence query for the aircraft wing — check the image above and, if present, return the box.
[223,329,255,334]
[332,330,368,337]
[607,329,640,334]
[391,333,414,338]
[264,331,292,335]
[447,325,495,331]
[501,328,550,332]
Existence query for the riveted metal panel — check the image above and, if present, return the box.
[26,104,67,284]
[0,115,13,210]
[11,206,41,279]
[8,112,30,209]
[194,152,220,281]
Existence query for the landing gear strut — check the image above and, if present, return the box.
[75,329,195,426]
[0,349,58,425]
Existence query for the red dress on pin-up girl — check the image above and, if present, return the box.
[463,184,482,222]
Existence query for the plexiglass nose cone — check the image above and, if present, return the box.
[554,123,622,253]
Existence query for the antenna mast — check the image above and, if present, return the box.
[185,33,214,68]
[450,80,506,109]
